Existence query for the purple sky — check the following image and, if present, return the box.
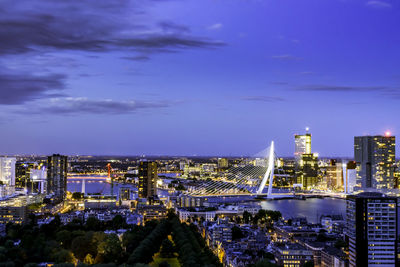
[0,0,399,157]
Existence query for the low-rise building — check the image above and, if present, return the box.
[321,246,347,267]
[274,242,313,267]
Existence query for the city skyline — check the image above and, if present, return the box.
[1,0,400,156]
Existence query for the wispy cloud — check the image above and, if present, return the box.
[0,70,66,104]
[271,81,289,85]
[0,1,225,56]
[23,97,175,115]
[0,0,226,107]
[366,1,392,8]
[298,85,389,92]
[242,96,285,102]
[272,54,303,61]
[207,23,223,30]
[299,71,316,75]
[120,55,150,61]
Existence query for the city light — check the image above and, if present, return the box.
[385,131,391,137]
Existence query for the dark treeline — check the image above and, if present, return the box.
[0,211,221,267]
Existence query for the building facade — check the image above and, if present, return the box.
[47,154,68,201]
[354,135,395,189]
[296,153,319,189]
[295,133,312,162]
[346,192,398,267]
[0,157,16,186]
[138,161,158,198]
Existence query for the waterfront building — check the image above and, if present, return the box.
[47,154,68,201]
[296,153,319,189]
[0,157,16,186]
[343,161,357,193]
[138,161,158,198]
[326,160,344,191]
[346,192,398,267]
[84,195,117,209]
[295,132,312,162]
[354,135,395,189]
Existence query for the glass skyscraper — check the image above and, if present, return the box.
[295,133,312,161]
[354,135,395,189]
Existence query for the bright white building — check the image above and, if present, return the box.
[0,157,16,186]
[30,168,47,194]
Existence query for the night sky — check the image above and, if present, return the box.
[1,0,399,157]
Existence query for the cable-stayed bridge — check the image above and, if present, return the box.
[185,141,278,198]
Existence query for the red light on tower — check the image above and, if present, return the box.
[385,131,391,137]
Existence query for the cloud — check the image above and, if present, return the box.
[272,54,303,61]
[366,1,392,8]
[0,1,224,56]
[0,71,65,104]
[0,0,225,107]
[121,55,151,61]
[158,21,190,34]
[207,23,223,30]
[24,97,174,115]
[299,71,316,75]
[242,96,285,102]
[271,82,289,85]
[298,85,389,92]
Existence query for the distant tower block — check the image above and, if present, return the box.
[81,179,85,194]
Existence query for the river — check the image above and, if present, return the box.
[259,197,346,223]
[67,175,346,223]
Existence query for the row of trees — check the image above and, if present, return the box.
[0,210,226,266]
[241,209,282,225]
[171,218,221,267]
[127,220,170,264]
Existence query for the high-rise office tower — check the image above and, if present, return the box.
[138,161,158,198]
[295,132,312,162]
[343,161,357,193]
[217,158,229,169]
[47,154,68,201]
[346,192,398,267]
[16,162,37,188]
[326,159,344,191]
[354,135,395,189]
[296,153,319,189]
[0,157,16,186]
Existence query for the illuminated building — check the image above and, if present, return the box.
[296,153,319,189]
[30,168,47,194]
[346,192,398,267]
[326,160,344,191]
[0,196,29,224]
[119,187,133,201]
[0,157,16,186]
[16,162,37,188]
[354,135,395,189]
[274,243,313,267]
[343,161,357,193]
[138,161,158,198]
[294,132,312,162]
[47,154,68,201]
[218,158,229,169]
